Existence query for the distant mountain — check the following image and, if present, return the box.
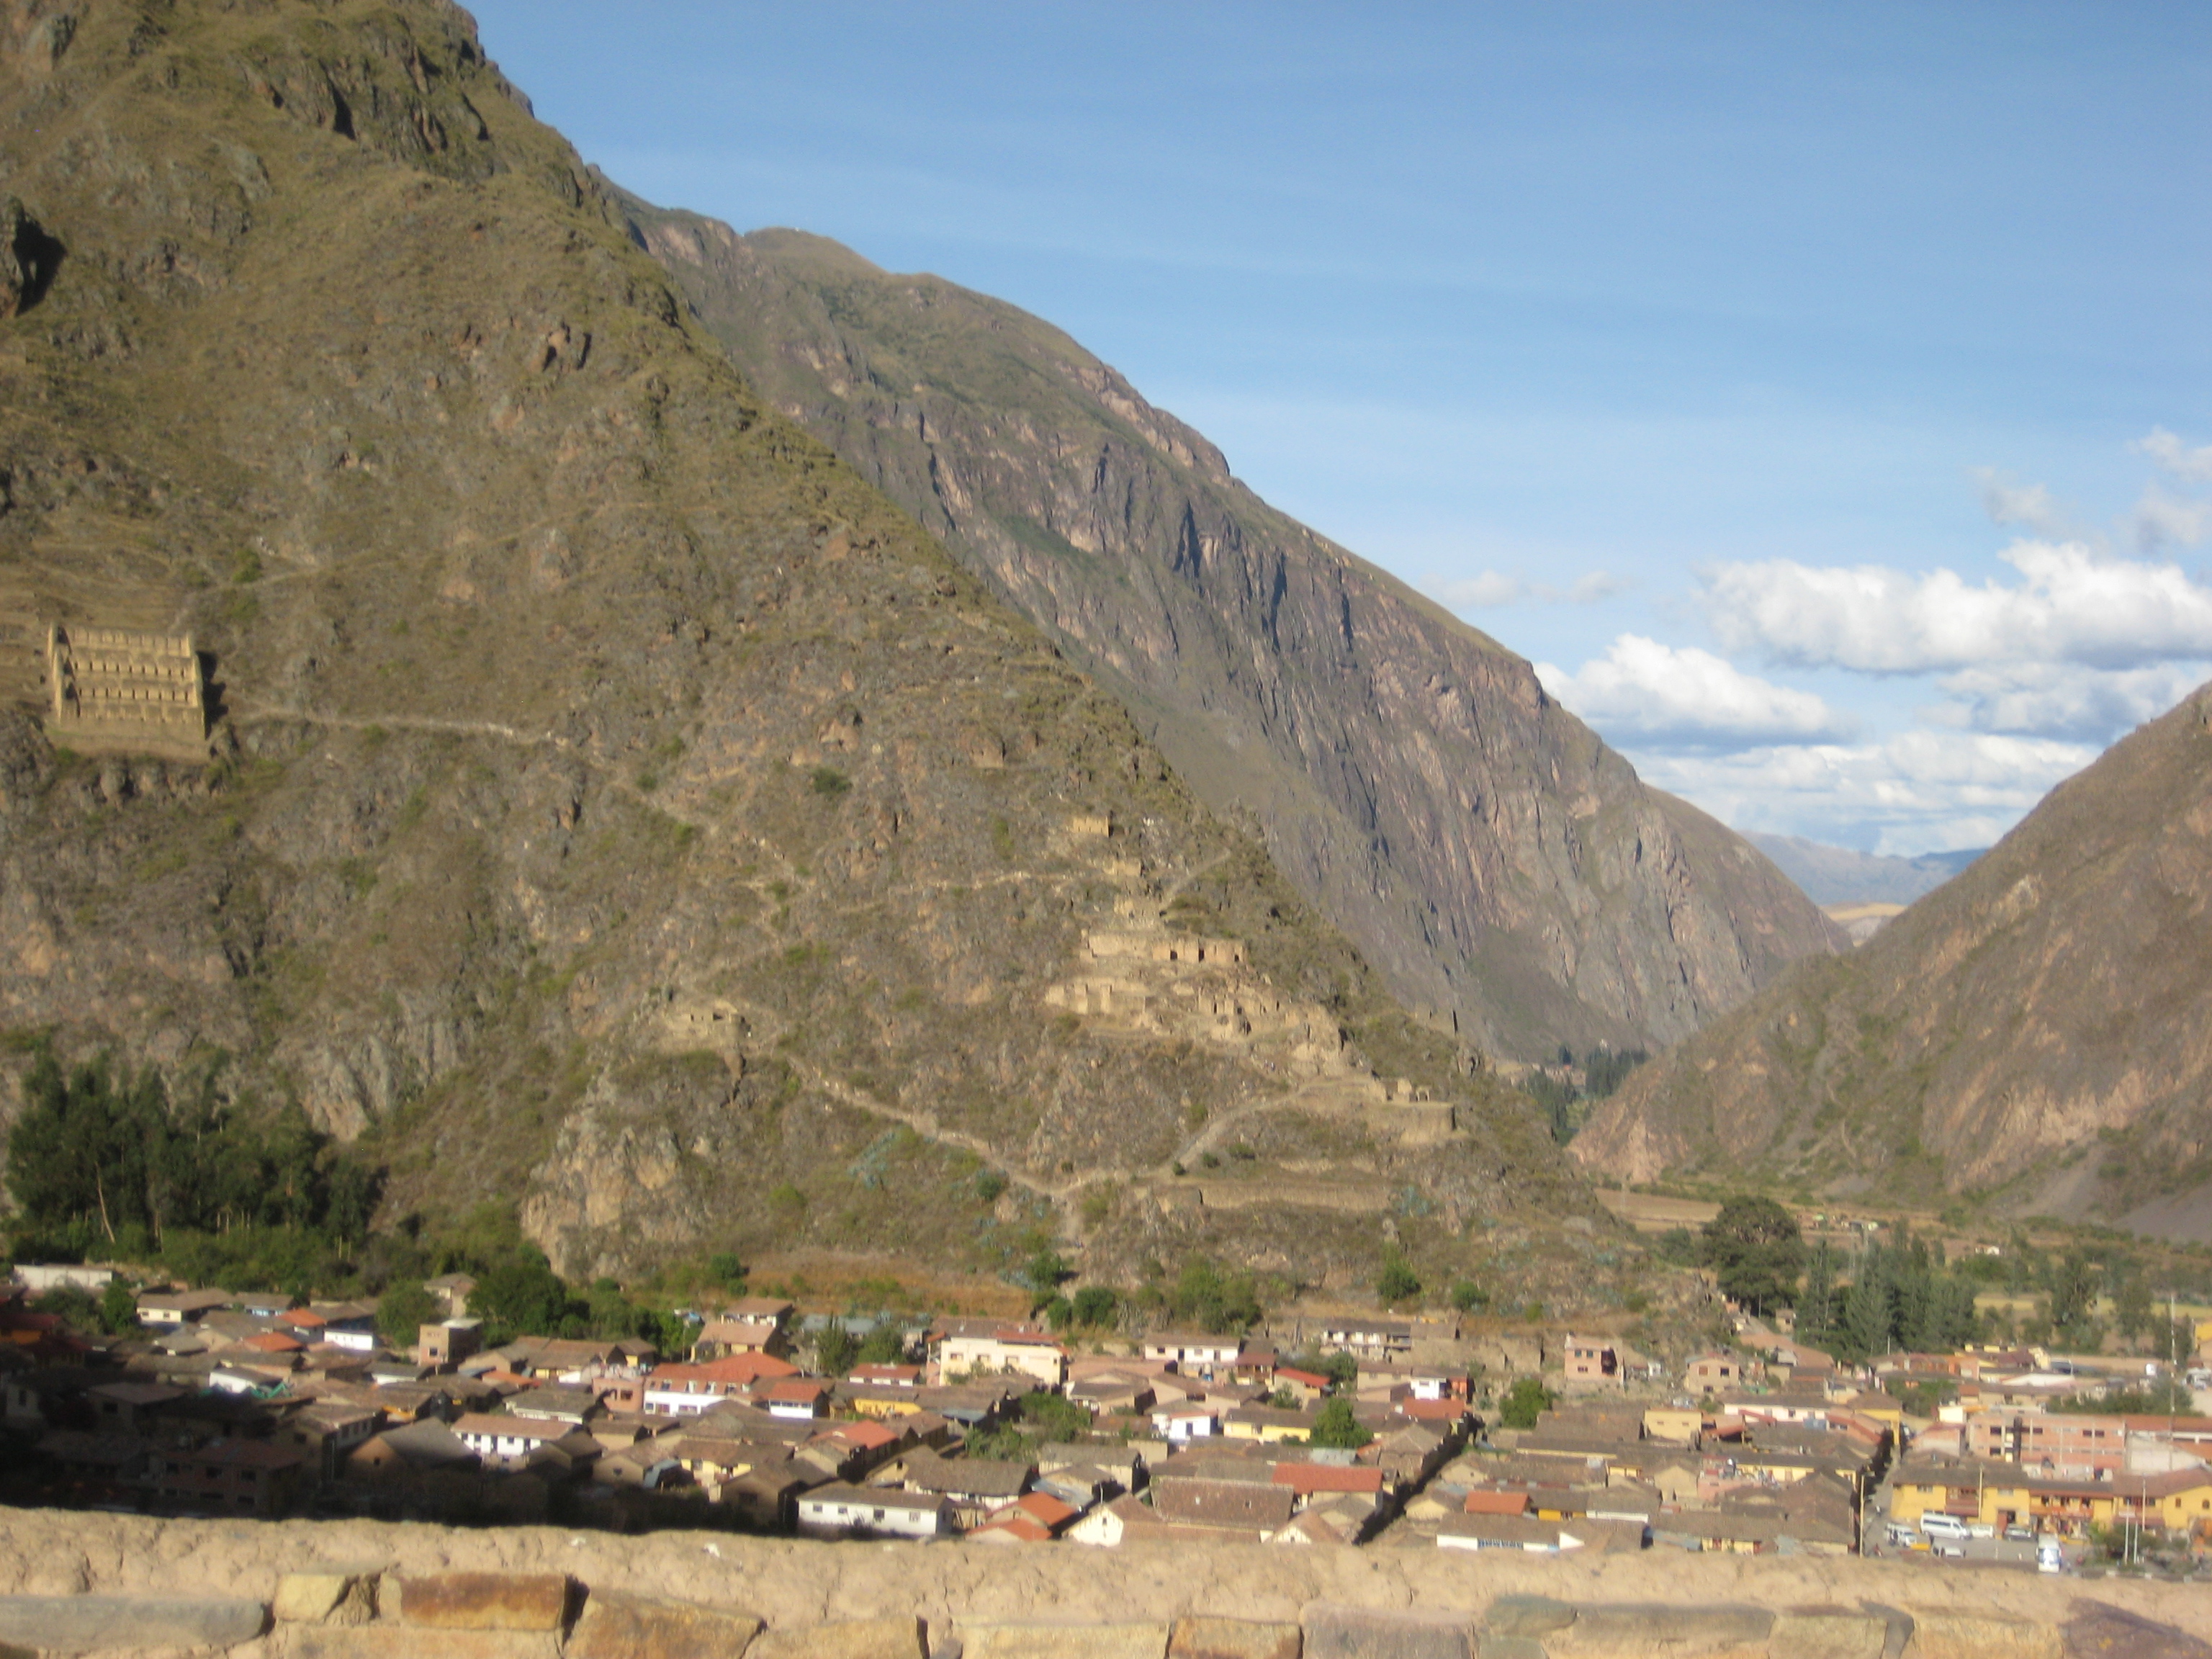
[612,197,1845,1060]
[1575,683,2212,1241]
[1743,833,1984,907]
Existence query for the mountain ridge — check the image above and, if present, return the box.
[1575,683,2212,1241]
[1743,832,1984,908]
[0,0,1619,1305]
[606,187,1847,1061]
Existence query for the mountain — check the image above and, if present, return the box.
[1574,686,2212,1241]
[606,199,1845,1061]
[1743,832,1983,908]
[0,0,1630,1302]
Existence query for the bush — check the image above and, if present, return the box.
[1376,1252,1421,1305]
[1497,1375,1555,1429]
[375,1280,441,1346]
[1309,1398,1372,1449]
[1071,1285,1118,1328]
[1449,1280,1488,1313]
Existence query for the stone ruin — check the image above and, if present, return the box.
[45,623,208,763]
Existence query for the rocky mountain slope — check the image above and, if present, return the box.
[1575,685,2212,1240]
[608,199,1844,1061]
[1743,832,1982,907]
[0,0,1628,1300]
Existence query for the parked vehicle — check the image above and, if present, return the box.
[2004,1524,2033,1542]
[1884,1521,1918,1548]
[1918,1514,1972,1540]
[2038,1540,2067,1574]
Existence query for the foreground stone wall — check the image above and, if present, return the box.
[0,1507,2206,1658]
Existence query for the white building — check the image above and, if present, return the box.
[796,1483,951,1539]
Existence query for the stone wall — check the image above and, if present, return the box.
[1,1508,2207,1658]
[44,621,208,763]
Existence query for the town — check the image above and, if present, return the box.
[7,1262,2211,1568]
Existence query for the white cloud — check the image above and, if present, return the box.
[1566,570,1626,603]
[1424,568,1627,610]
[2136,427,2212,485]
[1928,660,2212,740]
[1972,467,2074,539]
[2128,487,2212,552]
[1629,729,2096,857]
[1429,570,1524,608]
[1536,634,1852,749]
[1703,540,2212,675]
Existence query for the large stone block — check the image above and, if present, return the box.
[2063,1601,2212,1659]
[1479,1600,1576,1640]
[1902,1610,2064,1659]
[1303,1604,1473,1659]
[1547,1603,1772,1658]
[567,1589,765,1659]
[750,1617,927,1658]
[0,1594,269,1653]
[1170,1617,1302,1659]
[1768,1609,1889,1659]
[271,1627,563,1659]
[395,1571,575,1631]
[962,1624,1170,1659]
[274,1571,380,1627]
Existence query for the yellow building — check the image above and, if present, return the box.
[1890,1460,2212,1539]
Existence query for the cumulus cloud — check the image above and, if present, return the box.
[2137,426,2212,485]
[1629,729,2096,857]
[1927,660,2211,741]
[1702,541,2212,675]
[1426,569,1626,610]
[1535,635,1853,749]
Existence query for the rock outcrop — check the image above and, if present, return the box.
[1575,683,2212,1238]
[612,201,1845,1060]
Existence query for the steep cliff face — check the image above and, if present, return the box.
[611,207,1844,1060]
[0,0,1622,1297]
[1575,685,2212,1240]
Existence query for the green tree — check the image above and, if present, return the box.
[857,1323,909,1365]
[93,1279,135,1334]
[2049,1250,2099,1346]
[1497,1376,1555,1429]
[375,1280,441,1347]
[1071,1285,1118,1328]
[1023,1248,1070,1306]
[1698,1196,1805,1316]
[815,1318,858,1377]
[1839,1251,1893,1361]
[1449,1280,1488,1313]
[1166,1259,1262,1333]
[471,1251,577,1343]
[1040,1295,1075,1332]
[2114,1275,2153,1347]
[1797,1239,1838,1349]
[1309,1397,1372,1449]
[1376,1251,1421,1305]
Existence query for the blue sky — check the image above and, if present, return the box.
[469,1,2212,854]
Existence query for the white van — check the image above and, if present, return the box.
[2037,1539,2066,1574]
[1919,1514,1972,1540]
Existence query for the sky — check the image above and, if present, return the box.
[468,2,2212,855]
